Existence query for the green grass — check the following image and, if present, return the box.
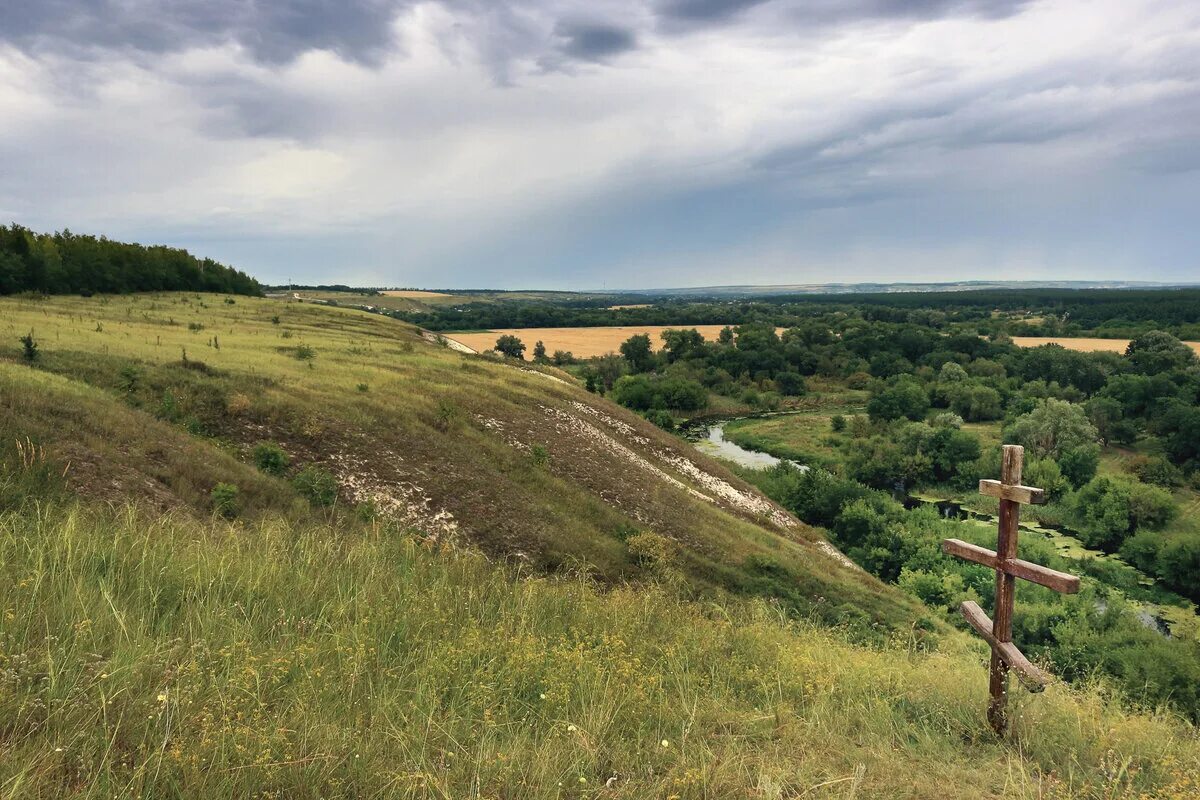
[2,502,1199,799]
[0,292,931,638]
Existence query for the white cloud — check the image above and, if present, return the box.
[0,0,1198,286]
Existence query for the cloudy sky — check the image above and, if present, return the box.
[1,0,1197,288]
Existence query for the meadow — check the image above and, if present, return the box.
[4,501,1200,798]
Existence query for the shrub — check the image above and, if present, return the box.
[226,392,252,416]
[845,371,872,390]
[118,364,141,393]
[774,371,807,397]
[530,444,550,469]
[187,321,204,332]
[610,375,707,412]
[292,465,338,507]
[830,414,846,433]
[252,442,290,476]
[1128,455,1183,488]
[210,482,239,518]
[643,409,676,431]
[356,383,370,393]
[626,531,674,571]
[19,332,37,364]
[434,399,461,431]
[294,344,316,360]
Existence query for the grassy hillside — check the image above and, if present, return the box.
[0,293,919,635]
[3,503,1199,799]
[3,293,1200,797]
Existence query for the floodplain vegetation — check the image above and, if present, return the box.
[1,289,1199,798]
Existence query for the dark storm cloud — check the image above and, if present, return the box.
[657,0,770,23]
[0,0,405,64]
[556,22,638,61]
[656,0,1030,27]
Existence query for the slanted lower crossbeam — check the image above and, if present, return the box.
[959,601,1046,691]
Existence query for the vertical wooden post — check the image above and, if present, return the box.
[987,444,1023,735]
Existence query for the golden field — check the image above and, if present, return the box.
[447,325,763,357]
[1011,336,1200,354]
[379,289,458,299]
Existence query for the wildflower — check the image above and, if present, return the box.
[578,777,586,784]
[157,691,168,703]
[661,739,670,748]
[539,693,546,700]
[567,724,577,732]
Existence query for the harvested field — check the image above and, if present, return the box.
[1011,336,1200,354]
[380,289,457,298]
[446,325,773,358]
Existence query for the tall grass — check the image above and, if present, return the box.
[2,503,1197,798]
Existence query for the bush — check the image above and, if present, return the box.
[626,531,674,571]
[434,399,461,431]
[610,375,707,412]
[643,409,676,431]
[1128,455,1183,488]
[19,332,37,364]
[252,442,290,476]
[830,414,846,433]
[530,444,550,469]
[294,344,316,360]
[292,465,338,507]
[774,371,807,397]
[210,482,239,518]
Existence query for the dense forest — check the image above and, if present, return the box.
[399,288,1200,340]
[0,224,261,296]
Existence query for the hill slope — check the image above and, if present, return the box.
[0,292,918,635]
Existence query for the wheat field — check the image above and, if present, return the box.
[1011,336,1200,354]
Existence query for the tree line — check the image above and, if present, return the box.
[0,224,262,296]
[399,287,1200,340]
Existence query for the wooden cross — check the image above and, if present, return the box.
[941,444,1080,736]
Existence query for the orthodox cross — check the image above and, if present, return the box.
[942,444,1080,735]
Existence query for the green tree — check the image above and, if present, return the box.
[947,383,1002,422]
[660,328,705,363]
[1072,476,1174,551]
[1006,399,1098,459]
[867,379,929,422]
[1125,330,1198,374]
[494,335,526,360]
[1157,536,1200,597]
[619,333,655,372]
[532,340,547,362]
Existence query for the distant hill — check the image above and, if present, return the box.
[619,280,1198,298]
